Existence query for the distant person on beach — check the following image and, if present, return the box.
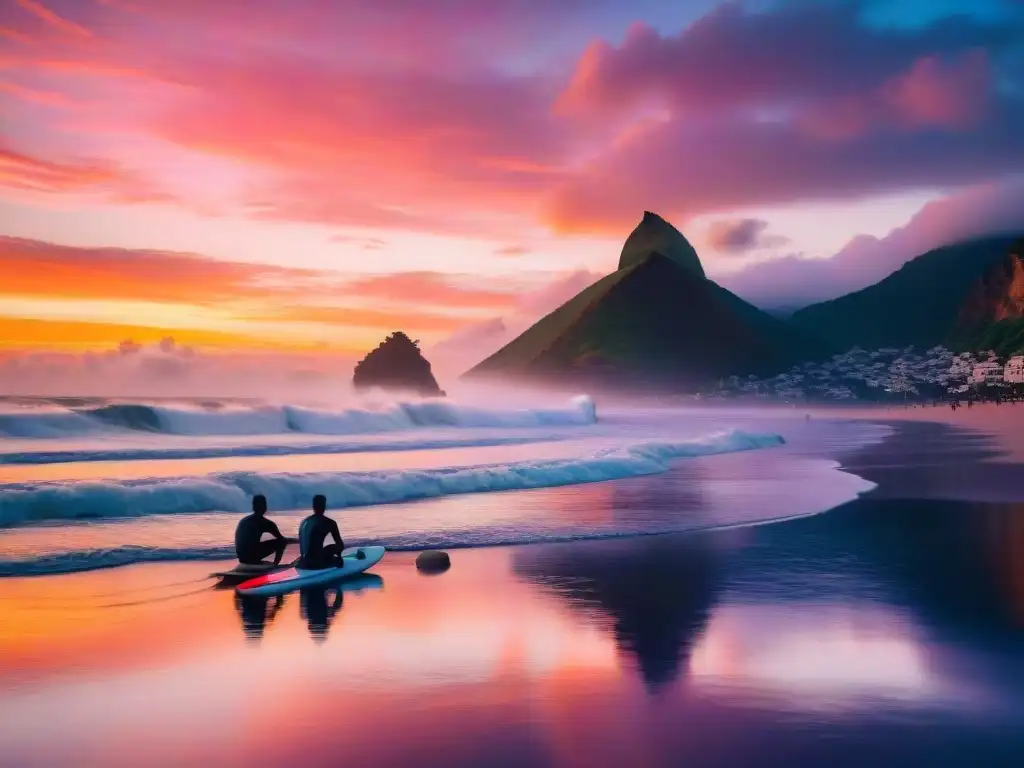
[234,494,290,565]
[298,494,345,570]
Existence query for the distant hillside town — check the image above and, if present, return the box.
[708,348,1024,404]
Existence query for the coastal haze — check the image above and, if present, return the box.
[3,0,1024,766]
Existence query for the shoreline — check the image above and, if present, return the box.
[3,407,1024,765]
[2,403,1022,580]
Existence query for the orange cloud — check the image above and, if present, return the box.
[344,272,522,311]
[0,317,276,351]
[0,144,118,194]
[267,305,475,335]
[0,236,319,305]
[0,237,562,354]
[0,141,177,207]
[14,0,93,39]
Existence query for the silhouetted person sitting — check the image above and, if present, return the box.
[298,494,345,570]
[234,494,289,566]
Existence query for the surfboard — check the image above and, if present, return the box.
[211,560,294,587]
[236,546,386,597]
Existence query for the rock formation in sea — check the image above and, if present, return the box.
[352,331,446,396]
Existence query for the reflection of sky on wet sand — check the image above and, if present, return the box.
[691,605,944,704]
[4,486,1024,765]
[3,526,1022,768]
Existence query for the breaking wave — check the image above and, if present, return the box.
[0,435,560,465]
[0,429,783,527]
[0,395,597,438]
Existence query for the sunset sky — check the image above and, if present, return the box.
[2,0,1024,386]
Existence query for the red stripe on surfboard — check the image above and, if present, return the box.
[238,568,297,589]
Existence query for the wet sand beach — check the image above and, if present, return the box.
[2,409,1024,767]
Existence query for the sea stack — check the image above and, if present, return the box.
[353,331,446,396]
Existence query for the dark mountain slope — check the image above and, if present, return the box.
[791,235,1024,351]
[467,252,830,389]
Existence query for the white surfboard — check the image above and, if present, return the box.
[236,546,386,597]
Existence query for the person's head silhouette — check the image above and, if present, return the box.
[312,494,327,515]
[252,494,268,516]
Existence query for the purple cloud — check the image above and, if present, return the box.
[703,218,790,253]
[720,175,1024,308]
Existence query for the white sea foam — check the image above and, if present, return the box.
[0,429,783,527]
[0,435,562,465]
[0,396,598,438]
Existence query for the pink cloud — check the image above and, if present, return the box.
[720,175,1024,308]
[14,0,93,39]
[1,0,1022,242]
[0,140,178,205]
[0,340,358,399]
[0,26,35,45]
[0,81,74,108]
[703,218,789,253]
[127,52,572,235]
[545,4,1022,232]
[494,244,531,257]
[340,272,523,311]
[882,49,991,130]
[800,50,993,140]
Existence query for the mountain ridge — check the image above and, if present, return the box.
[466,212,830,390]
[790,234,1024,351]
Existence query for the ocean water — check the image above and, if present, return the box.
[0,395,887,577]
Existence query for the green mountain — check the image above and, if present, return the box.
[790,235,1024,351]
[465,213,829,390]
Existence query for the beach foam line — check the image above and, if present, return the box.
[0,463,879,578]
[0,435,562,466]
[0,395,598,438]
[0,429,783,527]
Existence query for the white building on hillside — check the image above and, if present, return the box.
[1005,356,1024,384]
[971,361,1004,384]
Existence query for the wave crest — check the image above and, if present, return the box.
[0,396,598,438]
[0,429,784,527]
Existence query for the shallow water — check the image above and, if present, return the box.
[2,398,1023,766]
[0,402,887,576]
[2,497,1023,767]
